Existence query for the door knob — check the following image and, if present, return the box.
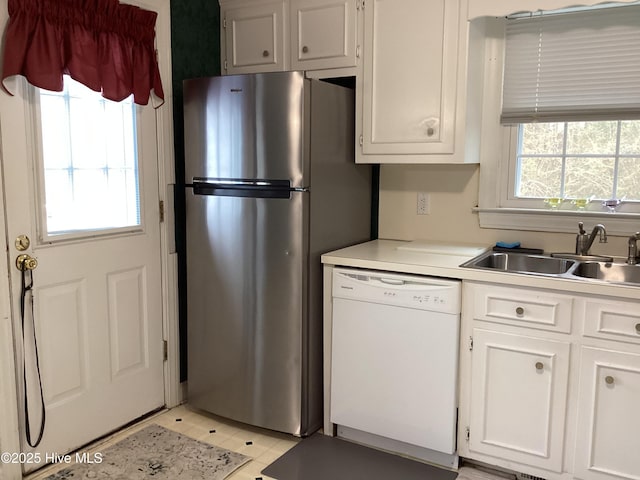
[16,254,38,271]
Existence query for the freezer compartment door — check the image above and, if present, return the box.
[183,72,307,187]
[186,190,309,435]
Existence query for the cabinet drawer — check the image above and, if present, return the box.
[583,298,640,345]
[470,284,573,333]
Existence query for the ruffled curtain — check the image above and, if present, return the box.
[1,0,164,107]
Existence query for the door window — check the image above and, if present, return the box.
[36,76,141,239]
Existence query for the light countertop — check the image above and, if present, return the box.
[322,239,640,300]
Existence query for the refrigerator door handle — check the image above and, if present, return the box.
[189,178,295,199]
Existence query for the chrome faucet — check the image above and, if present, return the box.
[575,222,607,256]
[627,232,640,265]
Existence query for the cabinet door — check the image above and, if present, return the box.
[360,0,460,156]
[223,2,287,74]
[575,347,640,480]
[469,329,570,472]
[291,0,357,70]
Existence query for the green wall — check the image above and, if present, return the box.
[170,0,221,382]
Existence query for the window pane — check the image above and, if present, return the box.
[620,121,640,155]
[520,123,564,154]
[68,96,107,169]
[39,77,140,235]
[43,170,73,233]
[564,157,614,199]
[566,121,617,154]
[617,157,640,199]
[39,95,71,169]
[517,157,562,197]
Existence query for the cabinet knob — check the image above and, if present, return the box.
[535,361,544,371]
[635,323,640,334]
[302,45,309,53]
[605,375,615,385]
[426,127,435,136]
[262,50,270,57]
[516,306,525,316]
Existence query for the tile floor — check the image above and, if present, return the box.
[27,404,300,480]
[26,405,506,480]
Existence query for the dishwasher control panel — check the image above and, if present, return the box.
[332,268,461,314]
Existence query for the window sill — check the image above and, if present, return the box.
[475,207,640,236]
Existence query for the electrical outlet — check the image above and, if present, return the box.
[417,192,430,215]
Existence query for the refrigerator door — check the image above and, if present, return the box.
[186,189,309,435]
[183,72,307,187]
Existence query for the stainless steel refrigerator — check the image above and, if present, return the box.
[183,71,371,436]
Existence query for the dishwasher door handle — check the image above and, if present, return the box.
[379,278,405,285]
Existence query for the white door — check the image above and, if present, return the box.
[0,75,165,471]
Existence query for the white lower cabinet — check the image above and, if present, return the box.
[574,347,640,480]
[460,281,640,480]
[469,329,570,472]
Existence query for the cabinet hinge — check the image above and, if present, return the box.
[359,134,364,146]
[356,44,361,58]
[159,200,165,223]
[466,426,470,441]
[223,18,227,29]
[224,59,228,71]
[163,340,168,361]
[469,336,473,351]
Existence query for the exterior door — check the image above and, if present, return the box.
[0,77,165,471]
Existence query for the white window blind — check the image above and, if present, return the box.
[501,5,640,124]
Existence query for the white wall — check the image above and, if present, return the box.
[378,164,629,257]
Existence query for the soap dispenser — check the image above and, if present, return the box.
[575,222,588,255]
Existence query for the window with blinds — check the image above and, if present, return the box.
[499,4,640,209]
[501,4,640,124]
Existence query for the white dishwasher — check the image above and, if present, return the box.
[330,267,461,466]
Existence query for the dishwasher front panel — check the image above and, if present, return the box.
[330,269,460,454]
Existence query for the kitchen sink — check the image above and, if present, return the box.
[571,262,640,285]
[462,251,640,286]
[463,252,575,275]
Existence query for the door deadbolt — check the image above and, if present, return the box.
[16,254,38,271]
[15,235,30,251]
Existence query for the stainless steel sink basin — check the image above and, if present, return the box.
[463,251,640,286]
[462,252,576,275]
[571,262,640,284]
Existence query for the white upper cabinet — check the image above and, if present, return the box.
[468,0,640,19]
[222,1,288,74]
[291,0,357,70]
[220,0,358,75]
[356,0,482,163]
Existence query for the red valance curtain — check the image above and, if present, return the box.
[1,0,164,107]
